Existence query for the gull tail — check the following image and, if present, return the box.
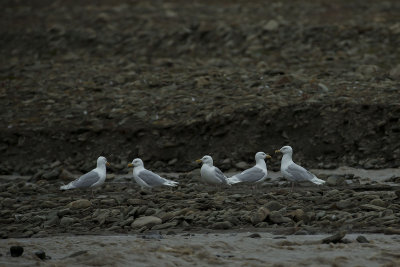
[60,182,74,190]
[163,179,179,187]
[310,176,325,185]
[227,176,241,185]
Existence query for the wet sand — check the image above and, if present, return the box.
[1,233,400,266]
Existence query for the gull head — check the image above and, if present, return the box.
[275,146,293,155]
[97,156,110,167]
[196,155,213,166]
[128,158,144,168]
[255,152,272,160]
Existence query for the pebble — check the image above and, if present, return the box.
[68,199,92,209]
[356,235,369,243]
[34,250,48,260]
[131,216,162,229]
[322,231,347,244]
[247,233,261,238]
[10,246,24,257]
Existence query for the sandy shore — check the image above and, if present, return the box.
[1,232,400,266]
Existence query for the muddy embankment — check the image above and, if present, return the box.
[1,103,400,175]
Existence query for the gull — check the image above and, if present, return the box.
[196,155,228,185]
[127,158,178,189]
[275,146,325,191]
[60,156,110,197]
[227,152,271,185]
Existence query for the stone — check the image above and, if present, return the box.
[326,175,346,186]
[269,211,292,224]
[68,199,92,209]
[250,207,270,225]
[60,217,75,226]
[211,221,232,230]
[370,198,386,208]
[34,250,47,260]
[42,169,60,180]
[247,233,261,238]
[322,231,346,244]
[360,204,386,211]
[288,209,305,222]
[263,19,279,31]
[45,214,60,227]
[356,64,379,76]
[265,201,284,211]
[336,199,354,210]
[59,169,74,181]
[131,216,162,229]
[235,161,249,170]
[389,64,400,80]
[356,235,369,243]
[10,246,24,257]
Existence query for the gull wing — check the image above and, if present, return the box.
[236,167,265,183]
[138,169,164,187]
[71,171,100,188]
[286,164,315,182]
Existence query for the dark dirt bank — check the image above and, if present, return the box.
[1,0,400,176]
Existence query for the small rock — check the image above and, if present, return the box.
[288,209,305,222]
[250,207,270,225]
[59,169,74,181]
[263,19,279,31]
[131,216,162,229]
[34,250,47,260]
[356,235,369,243]
[326,175,346,186]
[42,169,60,180]
[322,231,346,244]
[247,233,261,238]
[10,246,24,257]
[360,204,386,211]
[357,64,379,76]
[68,199,92,209]
[336,199,353,210]
[60,217,75,226]
[269,211,292,224]
[235,161,249,170]
[211,221,232,230]
[370,198,386,208]
[265,201,284,211]
[389,64,400,80]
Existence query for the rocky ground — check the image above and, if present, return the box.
[1,171,400,239]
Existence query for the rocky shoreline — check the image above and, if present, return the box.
[1,169,400,239]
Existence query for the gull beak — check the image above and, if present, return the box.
[266,154,272,159]
[106,162,111,166]
[195,159,202,163]
[127,163,133,167]
[275,150,281,153]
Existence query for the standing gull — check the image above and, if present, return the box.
[128,158,178,189]
[196,155,228,185]
[275,146,325,191]
[227,152,272,185]
[60,156,110,196]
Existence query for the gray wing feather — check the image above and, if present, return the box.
[214,167,227,184]
[138,170,164,187]
[72,171,100,188]
[236,167,265,183]
[287,164,314,181]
